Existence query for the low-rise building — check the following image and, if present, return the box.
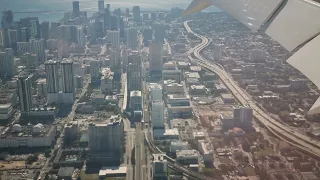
[167,104,193,119]
[170,141,190,153]
[221,93,235,104]
[101,68,114,94]
[176,150,199,165]
[163,70,182,83]
[0,104,13,120]
[91,92,105,104]
[197,140,213,164]
[167,94,190,106]
[165,83,184,94]
[189,85,207,96]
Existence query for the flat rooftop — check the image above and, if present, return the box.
[99,166,127,176]
[2,124,54,138]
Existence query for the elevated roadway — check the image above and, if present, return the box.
[184,20,320,158]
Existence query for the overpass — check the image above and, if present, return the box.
[184,20,320,158]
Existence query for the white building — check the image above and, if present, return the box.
[125,27,138,50]
[107,30,120,50]
[151,100,165,129]
[149,83,162,101]
[0,104,13,120]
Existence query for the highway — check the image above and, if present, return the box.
[135,123,148,180]
[183,20,320,158]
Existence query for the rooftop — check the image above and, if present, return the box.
[58,167,74,177]
[176,149,199,157]
[153,154,167,162]
[99,166,127,176]
[167,94,190,100]
[130,91,142,97]
[1,124,54,138]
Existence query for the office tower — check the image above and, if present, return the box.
[21,53,37,70]
[212,44,222,61]
[149,40,164,73]
[1,11,13,29]
[110,47,121,70]
[30,38,45,62]
[17,74,33,115]
[104,8,111,30]
[107,4,110,10]
[149,84,162,101]
[113,8,121,17]
[250,49,266,62]
[153,154,168,179]
[58,25,77,44]
[72,1,80,17]
[107,30,120,50]
[76,26,85,46]
[88,119,124,153]
[154,23,165,43]
[98,0,104,14]
[110,15,119,30]
[90,60,101,83]
[151,100,165,128]
[17,42,31,55]
[20,27,30,42]
[0,30,3,46]
[0,48,15,78]
[157,12,165,20]
[126,8,130,17]
[46,39,58,51]
[233,107,253,130]
[151,12,157,20]
[50,22,60,39]
[129,91,142,111]
[132,6,141,22]
[119,17,125,39]
[8,29,18,50]
[127,53,142,92]
[45,60,59,93]
[143,27,153,46]
[12,21,21,42]
[40,21,50,41]
[143,13,149,21]
[30,20,40,38]
[125,27,138,50]
[61,61,75,94]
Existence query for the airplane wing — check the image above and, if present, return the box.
[184,0,320,115]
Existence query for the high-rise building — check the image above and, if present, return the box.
[17,74,33,115]
[132,6,141,22]
[125,27,138,50]
[107,4,110,10]
[90,60,101,82]
[151,100,164,129]
[61,61,75,94]
[119,17,125,39]
[110,15,119,30]
[98,0,105,14]
[114,8,121,17]
[127,53,142,92]
[40,21,50,41]
[88,118,124,153]
[110,47,121,70]
[30,20,40,38]
[143,27,153,46]
[17,42,31,55]
[129,91,142,111]
[125,8,130,17]
[0,48,15,78]
[50,22,60,39]
[45,60,59,93]
[143,13,149,21]
[22,53,37,70]
[107,30,120,50]
[154,23,165,43]
[212,44,222,61]
[149,83,162,101]
[76,26,85,46]
[1,11,13,29]
[233,107,253,130]
[8,29,18,50]
[151,12,157,21]
[250,49,266,62]
[152,154,168,179]
[104,8,111,30]
[30,38,45,62]
[12,21,21,42]
[149,40,164,73]
[20,27,30,42]
[72,1,80,17]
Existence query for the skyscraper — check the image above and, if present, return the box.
[72,1,80,17]
[151,101,165,129]
[126,8,130,17]
[107,30,120,50]
[233,107,253,130]
[61,61,75,94]
[1,11,13,29]
[119,17,125,39]
[45,60,59,93]
[132,6,141,22]
[8,29,18,50]
[17,42,31,55]
[30,38,45,62]
[110,15,119,30]
[50,22,60,39]
[90,60,101,83]
[0,48,15,78]
[127,53,142,92]
[104,8,111,30]
[125,27,138,50]
[30,20,40,38]
[98,0,105,14]
[17,74,33,115]
[151,12,157,21]
[20,27,30,42]
[154,23,165,43]
[212,44,222,61]
[149,40,164,73]
[76,26,85,46]
[40,21,50,41]
[143,27,153,46]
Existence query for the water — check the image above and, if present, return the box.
[1,0,220,22]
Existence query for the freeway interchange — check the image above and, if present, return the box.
[183,20,320,158]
